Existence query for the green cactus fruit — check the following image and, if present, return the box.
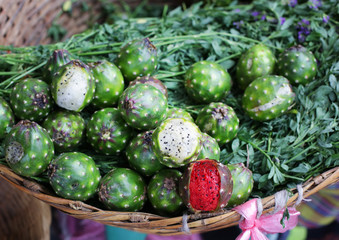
[126,130,165,177]
[51,60,95,112]
[179,159,233,213]
[276,45,317,85]
[0,97,15,140]
[98,168,146,211]
[242,75,295,121]
[116,38,158,82]
[48,152,101,201]
[152,118,202,168]
[42,111,85,152]
[166,107,194,122]
[118,83,168,130]
[10,78,52,122]
[184,61,232,103]
[86,108,134,155]
[147,169,184,216]
[88,60,124,108]
[4,120,54,177]
[129,76,168,99]
[197,133,220,161]
[196,102,239,146]
[43,49,72,83]
[236,44,276,90]
[226,163,254,207]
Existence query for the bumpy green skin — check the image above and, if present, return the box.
[184,61,232,103]
[147,169,184,216]
[10,78,52,122]
[0,97,15,140]
[236,44,276,90]
[242,75,295,121]
[276,45,317,85]
[118,84,168,130]
[51,60,95,112]
[98,168,146,211]
[129,76,168,99]
[48,152,101,201]
[196,102,239,146]
[42,111,85,152]
[166,107,194,122]
[197,133,220,161]
[43,49,72,84]
[116,38,158,82]
[4,120,54,177]
[86,108,134,155]
[226,163,254,207]
[126,130,165,177]
[89,60,124,108]
[152,118,202,168]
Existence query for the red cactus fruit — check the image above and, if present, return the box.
[179,159,233,212]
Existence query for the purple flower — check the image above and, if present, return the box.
[322,15,330,24]
[233,20,244,29]
[251,11,260,17]
[234,9,241,13]
[261,15,267,21]
[297,19,311,42]
[280,17,286,25]
[288,0,298,7]
[309,0,322,9]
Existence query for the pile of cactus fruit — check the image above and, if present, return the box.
[0,36,320,216]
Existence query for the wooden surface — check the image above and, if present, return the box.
[0,177,51,240]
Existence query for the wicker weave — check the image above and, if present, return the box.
[0,0,186,46]
[0,163,338,235]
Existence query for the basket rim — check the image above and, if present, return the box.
[0,163,338,235]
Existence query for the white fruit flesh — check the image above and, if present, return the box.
[55,66,90,111]
[158,118,201,164]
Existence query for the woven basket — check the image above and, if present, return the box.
[1,0,339,236]
[0,163,338,235]
[0,0,187,46]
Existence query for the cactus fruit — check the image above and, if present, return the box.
[42,111,85,152]
[276,45,317,85]
[242,75,295,121]
[118,83,168,130]
[98,168,147,211]
[0,97,15,139]
[235,44,276,90]
[4,120,54,177]
[227,163,254,207]
[86,108,134,155]
[147,169,184,216]
[88,60,124,108]
[196,102,239,146]
[116,38,158,82]
[129,76,168,99]
[51,60,95,112]
[10,78,52,121]
[126,130,165,177]
[152,118,202,168]
[184,61,232,103]
[48,152,101,201]
[166,107,194,122]
[197,133,220,161]
[179,159,233,212]
[43,49,72,83]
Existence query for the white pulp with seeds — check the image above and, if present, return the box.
[152,118,202,168]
